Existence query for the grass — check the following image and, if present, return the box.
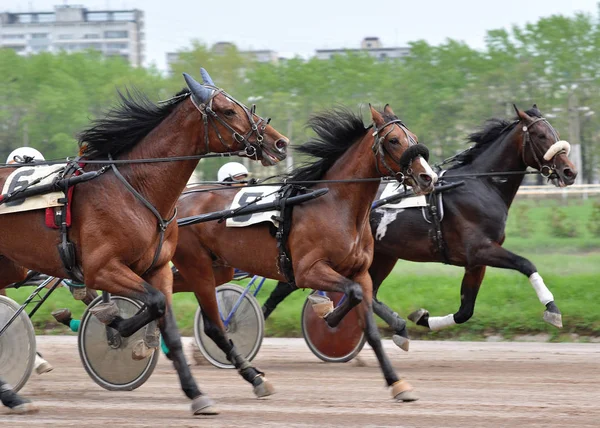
[4,198,600,340]
[6,251,599,340]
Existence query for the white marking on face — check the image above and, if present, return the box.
[418,156,438,184]
[374,208,403,241]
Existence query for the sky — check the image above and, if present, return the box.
[3,0,599,71]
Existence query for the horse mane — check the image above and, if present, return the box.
[289,107,391,182]
[449,106,542,169]
[78,88,191,159]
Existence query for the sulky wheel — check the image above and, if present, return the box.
[301,291,366,363]
[194,284,264,369]
[0,295,36,392]
[78,295,159,391]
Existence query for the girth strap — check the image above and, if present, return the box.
[274,185,298,284]
[108,155,178,276]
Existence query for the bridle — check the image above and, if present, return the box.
[520,117,566,179]
[188,87,271,159]
[371,118,425,183]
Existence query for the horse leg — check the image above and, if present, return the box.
[83,259,166,338]
[197,292,274,398]
[474,244,561,328]
[0,376,37,414]
[369,252,409,350]
[262,281,298,320]
[409,266,486,330]
[355,273,418,402]
[144,263,216,415]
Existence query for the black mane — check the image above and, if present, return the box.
[449,106,542,168]
[288,108,389,182]
[78,88,190,159]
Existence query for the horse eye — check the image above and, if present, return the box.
[389,137,400,144]
[538,134,546,139]
[224,109,236,117]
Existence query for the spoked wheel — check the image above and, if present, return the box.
[0,295,36,392]
[301,291,366,363]
[194,284,264,369]
[78,295,159,391]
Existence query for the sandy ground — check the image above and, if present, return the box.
[1,337,599,427]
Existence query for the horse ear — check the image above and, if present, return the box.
[183,72,213,104]
[532,103,538,109]
[513,104,531,122]
[383,104,397,118]
[370,104,385,127]
[200,68,215,86]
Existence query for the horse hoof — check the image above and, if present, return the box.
[10,402,39,414]
[308,294,334,318]
[131,340,155,360]
[89,302,119,324]
[253,377,276,398]
[35,360,54,375]
[408,308,429,324]
[391,380,419,402]
[543,310,563,328]
[191,395,219,416]
[392,334,410,352]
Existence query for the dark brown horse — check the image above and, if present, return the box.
[263,105,577,349]
[172,105,437,401]
[0,68,287,415]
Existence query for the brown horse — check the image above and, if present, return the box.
[262,105,578,349]
[0,68,287,415]
[172,105,437,401]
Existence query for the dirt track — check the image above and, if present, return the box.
[2,337,599,427]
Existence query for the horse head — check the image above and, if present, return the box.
[513,104,577,187]
[370,104,437,194]
[183,69,288,166]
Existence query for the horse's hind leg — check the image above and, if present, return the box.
[0,376,37,414]
[194,278,274,398]
[262,281,298,319]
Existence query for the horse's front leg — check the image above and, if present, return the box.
[409,265,485,330]
[297,260,363,328]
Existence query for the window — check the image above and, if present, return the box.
[104,30,128,39]
[58,34,74,40]
[106,42,128,49]
[2,34,25,39]
[84,34,100,39]
[31,33,49,39]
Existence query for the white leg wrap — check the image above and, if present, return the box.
[428,314,456,330]
[529,272,554,305]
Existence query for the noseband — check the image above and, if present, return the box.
[371,119,425,183]
[521,117,569,178]
[189,88,270,158]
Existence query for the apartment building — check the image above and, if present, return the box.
[0,5,145,66]
[315,37,410,60]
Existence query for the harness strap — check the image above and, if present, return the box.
[275,185,298,284]
[108,155,178,276]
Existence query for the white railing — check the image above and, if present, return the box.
[517,184,600,198]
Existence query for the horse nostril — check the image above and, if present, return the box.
[563,167,575,179]
[419,173,432,185]
[275,138,287,153]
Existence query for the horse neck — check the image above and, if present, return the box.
[120,100,205,218]
[456,129,526,207]
[320,134,381,225]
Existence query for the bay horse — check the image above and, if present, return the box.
[262,105,577,348]
[172,105,437,402]
[0,68,288,415]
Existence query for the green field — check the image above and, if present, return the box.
[5,198,600,340]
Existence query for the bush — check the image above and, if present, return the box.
[588,201,600,238]
[549,208,578,238]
